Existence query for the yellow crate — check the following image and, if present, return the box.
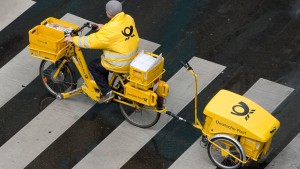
[28,25,67,62]
[128,52,165,90]
[28,17,79,62]
[124,83,157,106]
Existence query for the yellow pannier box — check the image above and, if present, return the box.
[124,83,157,106]
[28,17,79,63]
[128,51,165,90]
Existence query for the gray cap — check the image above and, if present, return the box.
[106,0,122,16]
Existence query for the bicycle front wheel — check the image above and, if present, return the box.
[207,136,244,169]
[39,60,77,96]
[119,102,161,128]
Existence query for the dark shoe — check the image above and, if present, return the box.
[98,91,115,104]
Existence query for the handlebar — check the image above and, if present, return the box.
[180,60,193,70]
[64,22,98,37]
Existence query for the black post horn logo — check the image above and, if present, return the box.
[122,26,135,41]
[231,101,255,121]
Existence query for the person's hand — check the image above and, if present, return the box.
[97,24,104,29]
[92,24,104,31]
[64,36,73,43]
[91,24,98,30]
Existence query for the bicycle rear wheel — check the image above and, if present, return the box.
[119,102,161,128]
[111,74,160,128]
[39,60,77,96]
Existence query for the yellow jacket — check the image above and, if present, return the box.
[73,12,140,73]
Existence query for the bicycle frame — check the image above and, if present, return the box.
[52,43,167,113]
[53,44,100,101]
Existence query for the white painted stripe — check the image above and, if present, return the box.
[169,78,294,169]
[266,133,300,169]
[0,0,35,31]
[139,38,160,52]
[0,13,90,108]
[0,95,94,169]
[264,80,298,169]
[0,49,40,106]
[169,140,213,169]
[243,78,294,113]
[0,14,160,169]
[72,57,226,169]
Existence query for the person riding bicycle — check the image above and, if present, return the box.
[64,0,140,103]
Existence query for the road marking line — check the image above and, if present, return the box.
[244,78,294,113]
[0,0,35,31]
[0,13,160,169]
[72,57,226,169]
[169,78,294,169]
[0,49,40,107]
[0,13,90,108]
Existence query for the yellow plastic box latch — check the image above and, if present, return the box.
[155,80,169,97]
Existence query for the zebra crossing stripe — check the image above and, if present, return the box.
[0,0,35,31]
[243,79,294,113]
[169,78,294,169]
[0,13,160,169]
[0,13,91,108]
[0,49,40,107]
[0,13,92,169]
[72,57,226,169]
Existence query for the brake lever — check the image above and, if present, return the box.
[84,22,98,30]
[84,22,91,28]
[64,28,73,37]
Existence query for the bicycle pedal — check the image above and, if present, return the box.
[56,94,63,100]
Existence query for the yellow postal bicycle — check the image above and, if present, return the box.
[28,17,280,169]
[28,17,169,128]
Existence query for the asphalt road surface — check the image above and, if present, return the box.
[0,0,300,169]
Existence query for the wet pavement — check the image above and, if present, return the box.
[1,0,300,168]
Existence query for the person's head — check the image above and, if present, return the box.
[105,0,122,19]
